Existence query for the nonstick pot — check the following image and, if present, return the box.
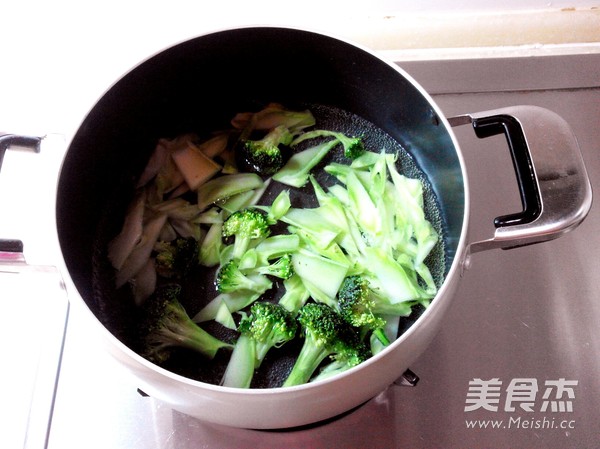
[54,26,592,429]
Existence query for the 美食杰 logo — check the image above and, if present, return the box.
[463,378,578,431]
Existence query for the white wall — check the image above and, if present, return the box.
[366,0,600,12]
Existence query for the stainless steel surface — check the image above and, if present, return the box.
[0,245,68,449]
[41,56,600,447]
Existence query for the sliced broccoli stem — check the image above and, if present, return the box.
[165,322,232,359]
[221,333,256,388]
[372,327,391,346]
[197,173,264,211]
[231,235,252,260]
[291,248,349,306]
[254,234,299,264]
[272,139,339,187]
[278,274,310,315]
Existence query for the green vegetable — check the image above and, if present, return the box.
[253,234,300,265]
[256,253,294,279]
[231,104,316,134]
[277,273,311,315]
[215,259,272,294]
[272,139,340,187]
[337,275,390,346]
[196,173,264,211]
[291,247,349,310]
[292,129,365,159]
[221,208,271,260]
[311,328,370,382]
[198,222,223,267]
[282,303,365,387]
[193,287,270,329]
[221,302,298,388]
[238,125,293,175]
[120,105,441,388]
[140,284,233,364]
[153,237,199,279]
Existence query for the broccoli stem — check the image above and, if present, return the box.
[278,274,310,314]
[372,327,391,346]
[272,139,339,188]
[282,336,331,387]
[291,248,349,307]
[232,235,252,260]
[166,319,232,359]
[254,234,299,264]
[196,173,264,211]
[221,333,256,388]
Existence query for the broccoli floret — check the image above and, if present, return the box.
[292,129,365,159]
[139,284,233,364]
[215,259,272,294]
[240,302,298,362]
[221,208,271,260]
[256,254,294,279]
[238,125,293,175]
[337,275,390,346]
[153,237,199,278]
[282,302,362,387]
[221,302,298,388]
[311,327,370,382]
[334,133,365,159]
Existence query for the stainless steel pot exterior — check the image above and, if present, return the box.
[55,27,590,428]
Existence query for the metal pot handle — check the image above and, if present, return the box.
[0,133,43,169]
[448,105,592,254]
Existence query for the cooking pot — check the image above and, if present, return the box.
[49,26,591,429]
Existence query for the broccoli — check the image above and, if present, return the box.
[196,172,264,212]
[333,133,365,159]
[221,302,298,388]
[139,284,233,364]
[253,234,299,265]
[153,237,199,279]
[272,139,340,188]
[238,125,293,176]
[282,302,364,387]
[215,259,272,294]
[256,254,294,279]
[292,129,365,159]
[198,222,223,267]
[221,208,271,260]
[337,275,390,346]
[231,104,316,134]
[277,274,310,314]
[311,327,370,382]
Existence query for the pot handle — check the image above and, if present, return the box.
[448,105,592,254]
[0,133,43,169]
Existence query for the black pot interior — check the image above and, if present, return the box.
[56,27,465,385]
